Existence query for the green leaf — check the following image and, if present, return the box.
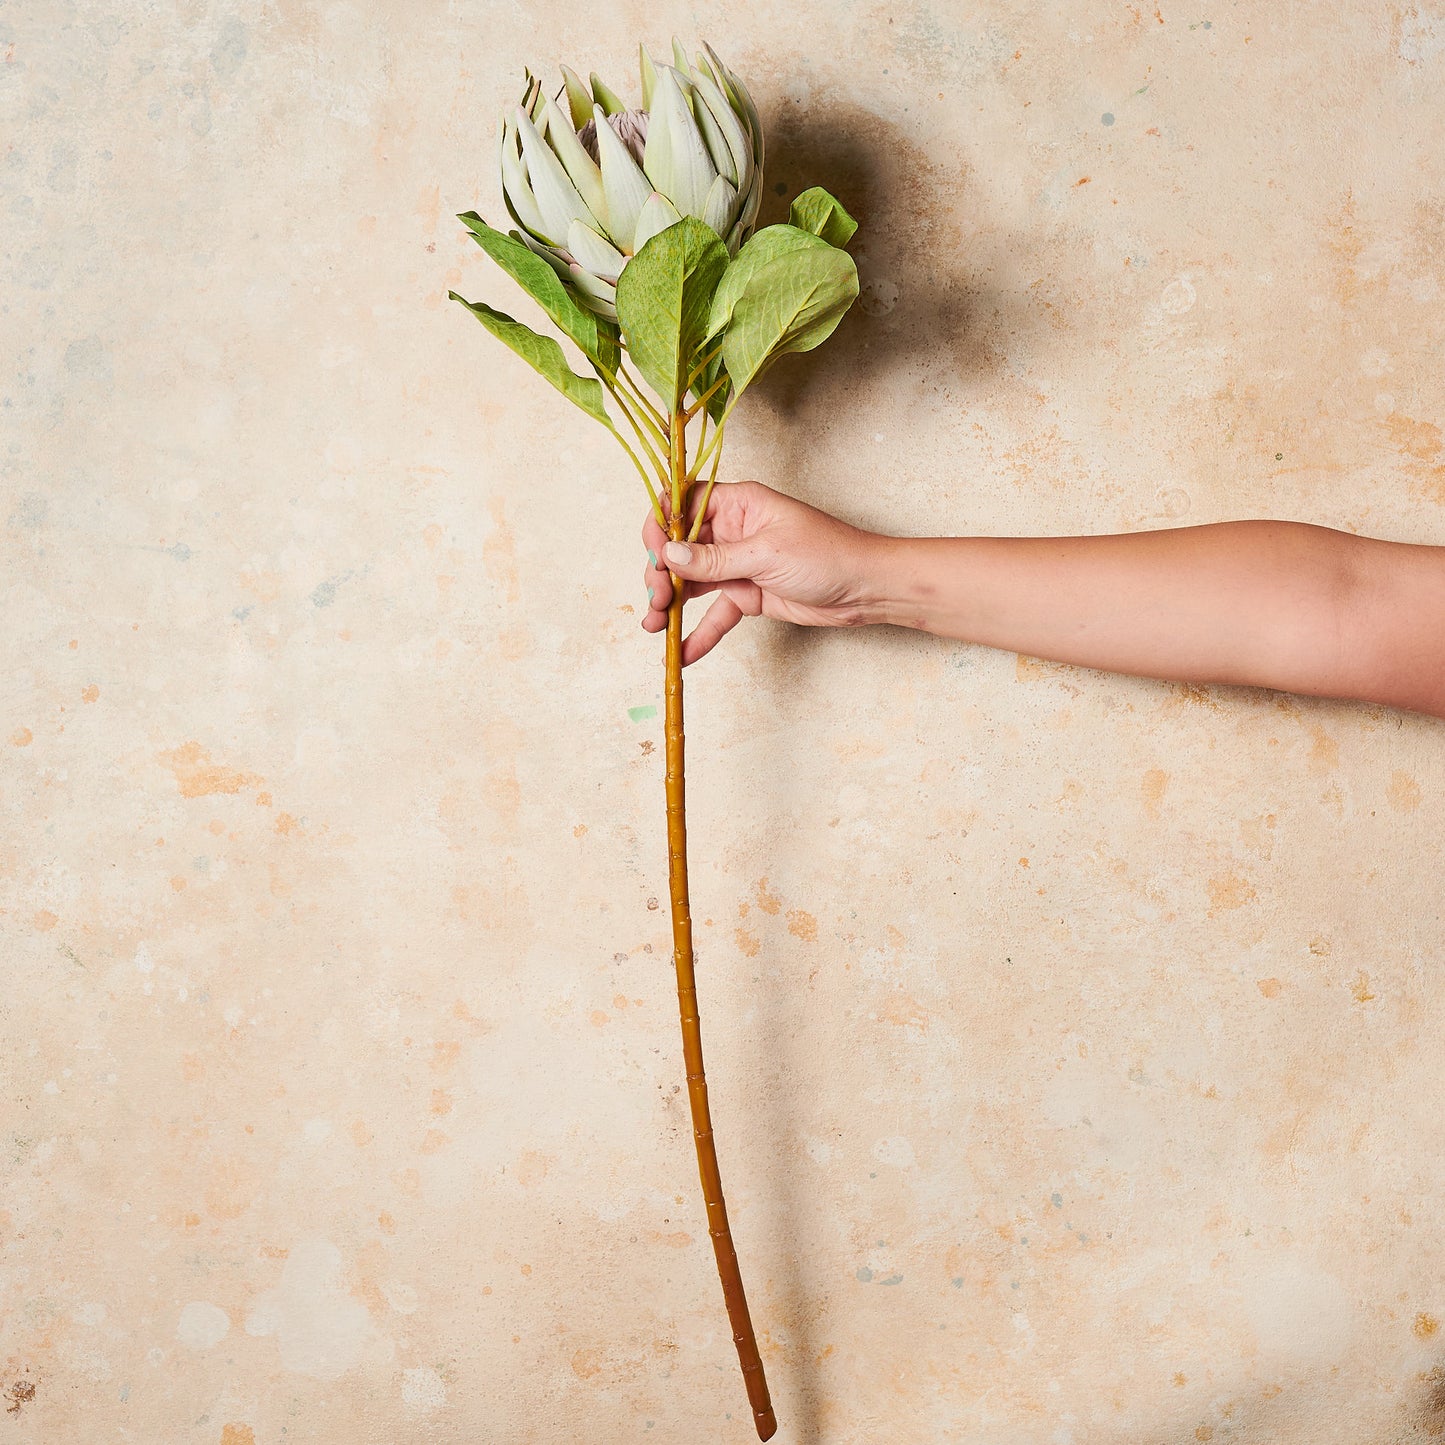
[788,186,859,249]
[449,291,615,431]
[705,223,859,396]
[457,211,612,372]
[614,216,729,414]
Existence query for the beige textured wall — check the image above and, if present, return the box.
[5,3,1444,1442]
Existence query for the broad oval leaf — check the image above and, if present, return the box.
[449,290,615,432]
[706,223,859,396]
[614,216,729,414]
[788,186,858,249]
[457,211,612,372]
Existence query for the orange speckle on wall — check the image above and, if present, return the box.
[1414,1312,1439,1338]
[377,1212,396,1235]
[786,909,818,941]
[220,1425,256,1445]
[430,1088,452,1116]
[570,1345,601,1379]
[589,1009,609,1026]
[1388,771,1422,812]
[755,878,782,915]
[419,1129,449,1154]
[515,1150,550,1186]
[430,1040,461,1073]
[158,741,263,799]
[1206,872,1257,916]
[80,684,99,703]
[349,1118,373,1147]
[10,727,32,746]
[1141,767,1169,819]
[170,876,187,891]
[1351,971,1377,1004]
[33,910,57,931]
[1257,978,1283,999]
[734,928,761,958]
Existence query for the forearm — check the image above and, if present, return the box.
[860,521,1368,700]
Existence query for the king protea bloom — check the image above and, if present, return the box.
[500,39,765,319]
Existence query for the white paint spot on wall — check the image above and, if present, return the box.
[401,1365,447,1411]
[1399,10,1445,63]
[245,1237,389,1379]
[1159,275,1196,315]
[381,1281,418,1315]
[177,1301,231,1349]
[803,1135,836,1165]
[303,1117,333,1145]
[871,1135,916,1169]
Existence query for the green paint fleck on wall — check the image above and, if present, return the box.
[627,704,657,723]
[855,1266,873,1282]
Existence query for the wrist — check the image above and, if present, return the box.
[849,531,923,629]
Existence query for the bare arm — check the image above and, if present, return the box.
[642,482,1445,720]
[868,522,1445,717]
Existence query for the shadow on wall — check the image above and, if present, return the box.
[709,103,1445,1445]
[743,99,1048,437]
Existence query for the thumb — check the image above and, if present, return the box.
[662,537,764,584]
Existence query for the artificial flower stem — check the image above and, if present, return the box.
[683,372,729,422]
[664,410,776,1442]
[687,425,726,544]
[617,363,670,433]
[684,338,725,392]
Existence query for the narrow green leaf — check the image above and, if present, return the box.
[457,211,612,372]
[614,216,729,413]
[705,223,858,396]
[449,291,615,430]
[788,186,859,248]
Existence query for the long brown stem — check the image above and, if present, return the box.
[664,415,776,1442]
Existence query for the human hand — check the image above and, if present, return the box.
[641,480,886,665]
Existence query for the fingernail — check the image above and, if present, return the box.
[647,549,658,568]
[646,586,655,603]
[663,541,691,566]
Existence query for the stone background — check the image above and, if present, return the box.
[5,3,1445,1442]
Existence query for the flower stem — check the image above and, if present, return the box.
[617,363,669,437]
[687,421,726,544]
[664,409,775,1442]
[684,339,725,393]
[596,371,669,526]
[683,372,729,422]
[686,393,741,483]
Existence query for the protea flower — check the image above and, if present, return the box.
[499,40,765,319]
